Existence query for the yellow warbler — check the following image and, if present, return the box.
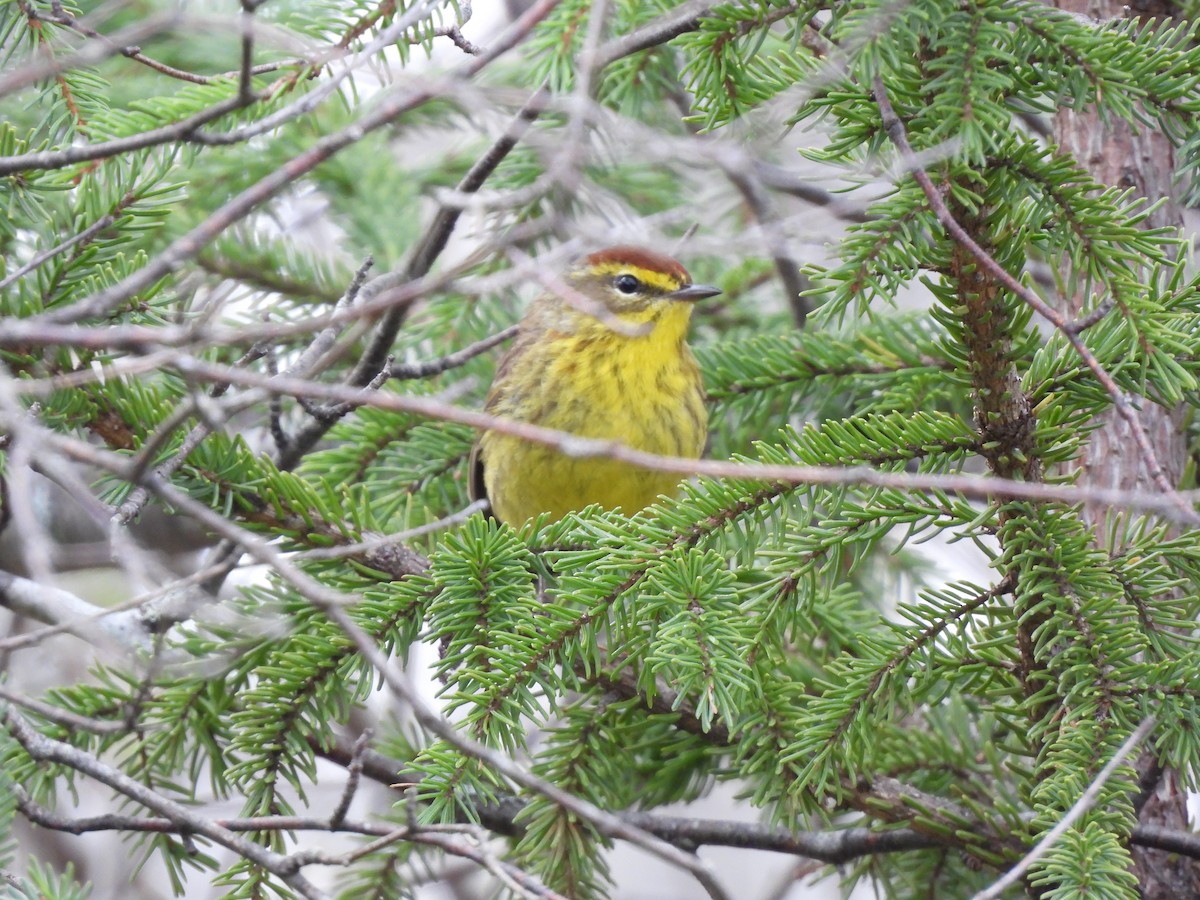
[470,246,719,524]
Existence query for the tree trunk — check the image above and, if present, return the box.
[1053,1,1199,896]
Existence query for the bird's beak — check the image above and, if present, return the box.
[669,284,722,302]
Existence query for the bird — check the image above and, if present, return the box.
[470,245,720,525]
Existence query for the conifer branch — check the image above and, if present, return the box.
[113,487,733,900]
[28,1,305,85]
[0,192,136,292]
[97,478,730,899]
[871,74,1197,524]
[973,716,1157,899]
[16,0,559,329]
[6,4,1200,897]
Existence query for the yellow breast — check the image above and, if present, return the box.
[480,304,707,524]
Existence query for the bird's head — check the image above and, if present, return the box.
[563,245,721,333]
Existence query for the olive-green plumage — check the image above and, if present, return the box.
[471,246,719,524]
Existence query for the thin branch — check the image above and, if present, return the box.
[0,11,182,98]
[0,196,130,292]
[237,0,257,105]
[0,570,150,650]
[186,1,445,149]
[2,706,330,900]
[22,717,1192,874]
[0,263,464,353]
[19,353,1200,527]
[389,325,519,380]
[0,684,126,734]
[295,357,391,430]
[0,552,249,652]
[23,0,560,328]
[33,3,304,86]
[346,84,550,393]
[329,729,370,827]
[435,1,481,56]
[196,252,343,302]
[972,716,1157,900]
[143,357,1200,523]
[13,791,567,899]
[297,500,488,561]
[593,0,718,69]
[285,256,377,381]
[0,96,250,176]
[872,75,1197,524]
[1133,823,1200,859]
[313,733,1200,864]
[751,160,873,224]
[720,159,812,328]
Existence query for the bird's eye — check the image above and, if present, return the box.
[614,273,641,294]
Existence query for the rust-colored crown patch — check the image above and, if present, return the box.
[584,245,691,285]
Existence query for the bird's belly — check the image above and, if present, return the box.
[487,441,686,522]
[482,358,706,523]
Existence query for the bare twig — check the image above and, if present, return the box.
[593,0,718,69]
[437,2,481,55]
[17,352,1199,526]
[389,326,519,380]
[0,11,182,98]
[13,787,566,898]
[21,724,1200,871]
[751,161,873,223]
[31,3,304,86]
[0,263,465,353]
[720,159,812,327]
[0,551,249,653]
[0,96,249,176]
[297,499,488,560]
[237,0,257,104]
[329,729,371,827]
[0,570,150,650]
[0,684,127,734]
[188,1,443,149]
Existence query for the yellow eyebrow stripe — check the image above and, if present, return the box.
[588,262,685,293]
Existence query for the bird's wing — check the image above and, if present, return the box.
[467,442,488,505]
